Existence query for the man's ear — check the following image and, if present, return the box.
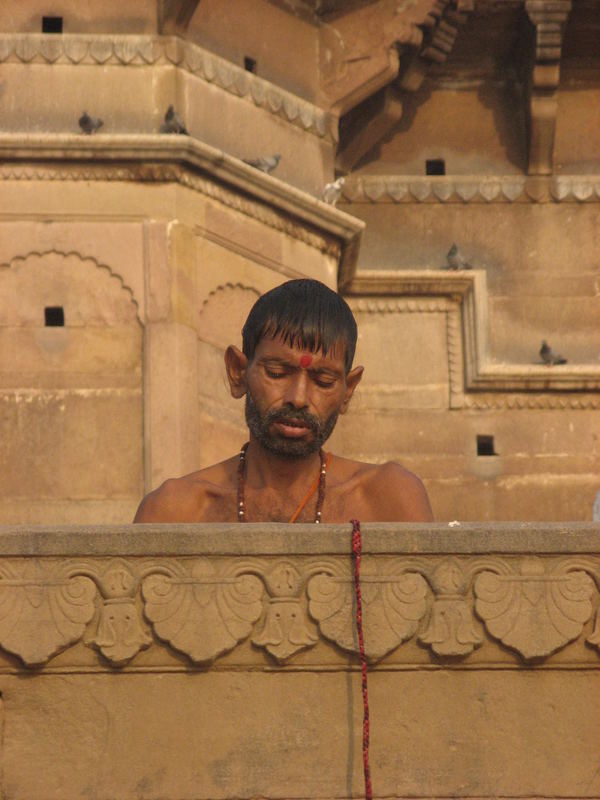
[340,365,363,414]
[225,346,249,399]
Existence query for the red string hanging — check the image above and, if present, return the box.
[351,519,373,800]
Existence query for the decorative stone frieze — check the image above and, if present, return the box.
[0,525,599,669]
[464,393,600,410]
[0,34,336,141]
[341,175,600,204]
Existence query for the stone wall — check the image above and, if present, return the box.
[1,2,599,524]
[0,134,362,524]
[333,175,600,522]
[0,522,598,798]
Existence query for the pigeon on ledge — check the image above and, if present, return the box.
[78,111,103,134]
[159,105,188,135]
[445,243,472,270]
[321,177,345,206]
[540,340,567,365]
[243,154,281,174]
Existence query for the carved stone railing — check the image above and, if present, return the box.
[0,522,599,799]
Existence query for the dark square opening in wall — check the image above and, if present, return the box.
[477,435,496,456]
[42,16,63,33]
[244,56,257,73]
[426,159,445,176]
[45,306,65,327]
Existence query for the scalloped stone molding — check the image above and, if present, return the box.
[0,33,337,142]
[346,271,600,400]
[341,175,600,204]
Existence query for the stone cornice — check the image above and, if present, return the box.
[0,523,598,667]
[346,271,600,396]
[0,33,337,142]
[0,133,364,289]
[341,175,600,203]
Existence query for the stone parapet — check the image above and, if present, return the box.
[0,523,598,798]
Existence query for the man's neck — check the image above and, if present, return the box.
[243,439,324,493]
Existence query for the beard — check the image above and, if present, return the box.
[245,389,339,458]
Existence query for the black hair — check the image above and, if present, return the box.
[242,279,357,373]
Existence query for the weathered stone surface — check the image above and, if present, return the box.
[0,524,596,798]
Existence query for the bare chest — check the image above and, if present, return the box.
[236,484,367,524]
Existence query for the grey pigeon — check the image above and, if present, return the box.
[321,177,345,206]
[78,111,103,135]
[445,243,472,270]
[540,340,567,365]
[243,154,281,174]
[159,105,188,135]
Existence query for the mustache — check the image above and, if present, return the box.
[265,405,322,433]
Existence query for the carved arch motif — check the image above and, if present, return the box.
[0,250,142,325]
[197,283,261,349]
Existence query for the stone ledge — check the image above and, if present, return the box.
[0,133,364,288]
[0,522,599,556]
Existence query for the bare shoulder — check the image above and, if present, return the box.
[133,459,236,523]
[334,457,433,522]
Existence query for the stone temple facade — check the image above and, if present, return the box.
[0,0,599,524]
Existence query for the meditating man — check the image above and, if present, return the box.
[134,279,433,523]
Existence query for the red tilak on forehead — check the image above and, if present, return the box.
[300,354,313,368]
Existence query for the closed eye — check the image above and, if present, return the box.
[265,368,288,379]
[312,375,336,388]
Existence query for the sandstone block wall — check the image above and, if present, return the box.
[0,522,597,799]
[1,1,599,524]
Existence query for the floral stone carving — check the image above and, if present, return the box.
[251,561,319,661]
[142,558,264,663]
[418,558,483,657]
[474,557,595,659]
[308,559,428,661]
[0,560,96,666]
[0,548,598,669]
[82,559,152,667]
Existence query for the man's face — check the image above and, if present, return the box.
[244,334,354,458]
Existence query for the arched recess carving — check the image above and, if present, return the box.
[0,250,142,326]
[197,283,260,350]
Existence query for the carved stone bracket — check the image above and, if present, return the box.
[334,0,472,171]
[524,0,572,175]
[397,0,473,93]
[158,0,200,35]
[320,0,440,116]
[0,549,599,668]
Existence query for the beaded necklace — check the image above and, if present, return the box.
[237,442,329,523]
